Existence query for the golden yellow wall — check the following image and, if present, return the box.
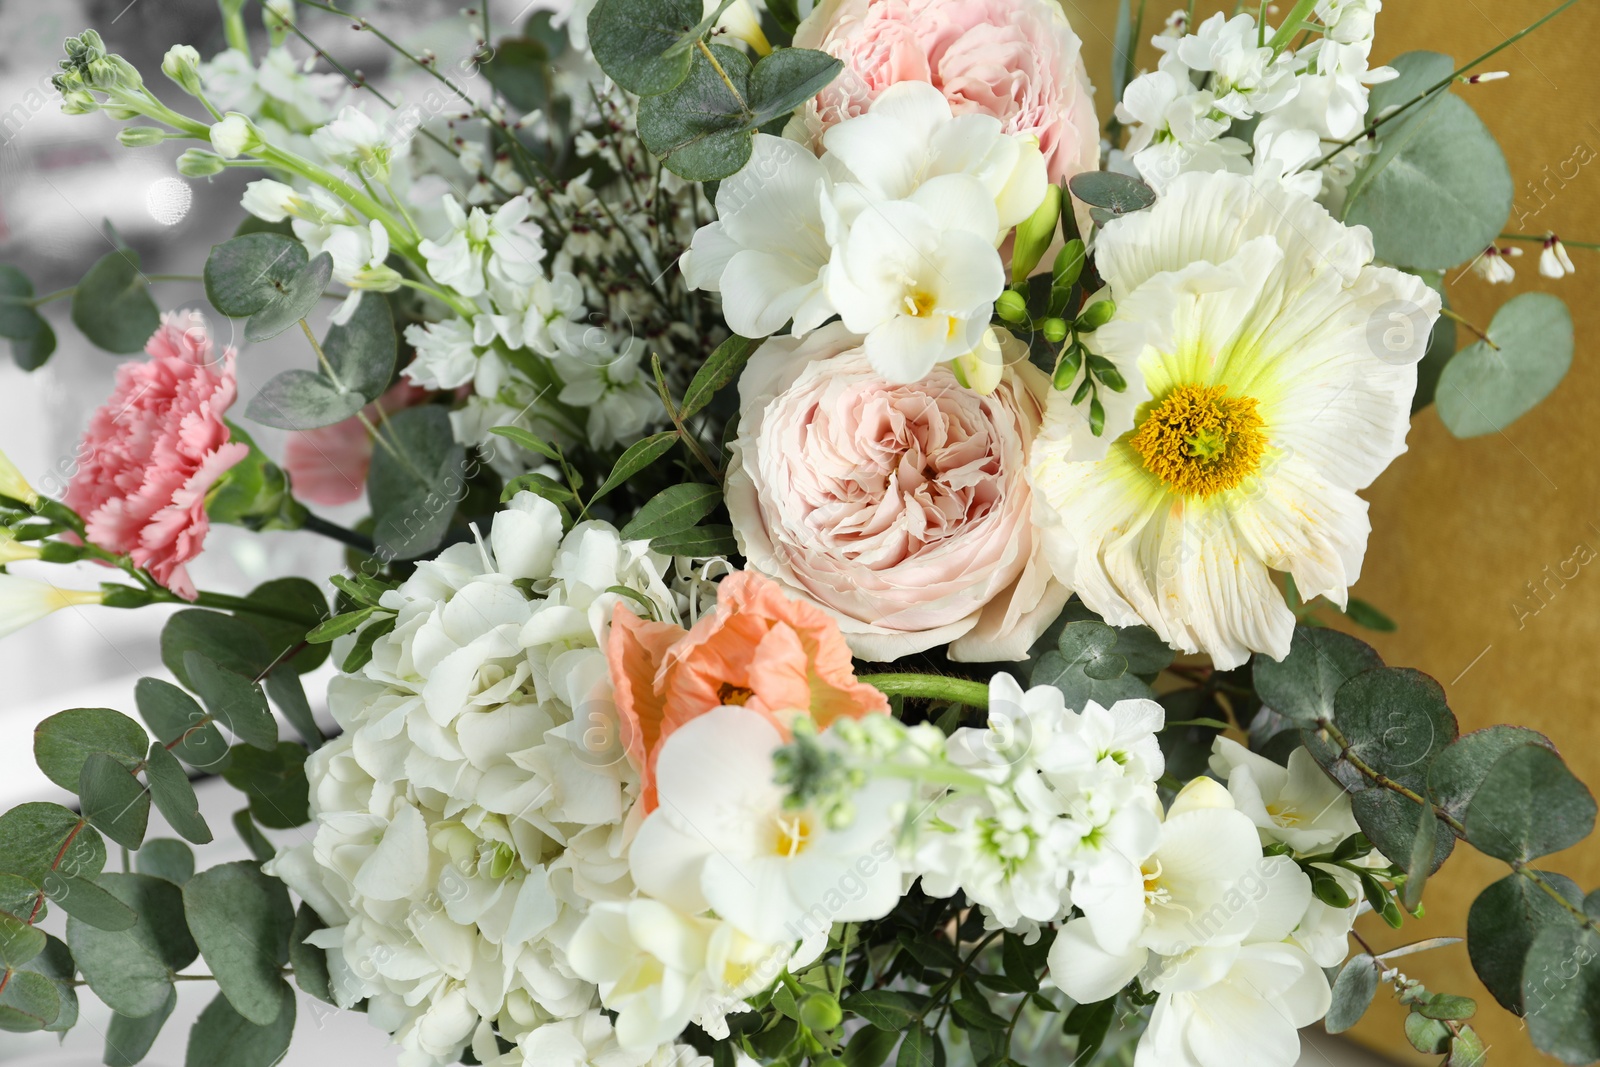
[1066,1,1600,1062]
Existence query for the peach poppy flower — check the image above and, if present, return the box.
[607,570,890,810]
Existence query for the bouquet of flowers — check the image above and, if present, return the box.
[0,0,1596,1065]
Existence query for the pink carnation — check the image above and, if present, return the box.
[65,311,248,601]
[283,381,429,506]
[726,323,1069,663]
[793,0,1101,185]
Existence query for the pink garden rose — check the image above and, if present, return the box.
[726,322,1068,662]
[283,381,429,506]
[792,0,1101,185]
[65,311,248,601]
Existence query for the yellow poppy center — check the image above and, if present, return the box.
[1129,384,1266,498]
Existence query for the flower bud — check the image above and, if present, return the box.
[1052,343,1083,391]
[1041,317,1068,344]
[240,178,301,223]
[798,992,843,1032]
[0,532,42,565]
[1052,239,1087,288]
[177,148,227,177]
[209,113,258,159]
[995,289,1028,324]
[117,126,168,147]
[0,450,38,508]
[1009,183,1061,284]
[0,575,101,640]
[262,0,296,44]
[161,44,204,96]
[1075,299,1115,332]
[709,0,772,55]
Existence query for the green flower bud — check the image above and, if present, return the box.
[798,993,843,1032]
[1052,239,1087,288]
[1075,299,1116,332]
[1041,317,1068,344]
[161,44,204,96]
[1009,184,1062,285]
[117,126,168,147]
[995,289,1028,324]
[1052,343,1084,391]
[176,148,226,177]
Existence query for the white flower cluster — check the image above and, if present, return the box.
[813,674,1374,1067]
[682,80,1048,383]
[1115,2,1394,206]
[267,492,708,1067]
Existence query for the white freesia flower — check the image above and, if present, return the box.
[0,576,101,639]
[1031,171,1439,668]
[628,706,908,944]
[680,135,836,339]
[0,449,38,507]
[1209,737,1359,852]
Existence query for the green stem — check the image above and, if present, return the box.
[858,673,990,709]
[253,143,420,262]
[397,278,476,318]
[301,512,375,553]
[695,38,749,110]
[1439,307,1498,350]
[30,274,201,308]
[191,590,322,627]
[1501,232,1600,251]
[1267,0,1319,52]
[1311,0,1589,169]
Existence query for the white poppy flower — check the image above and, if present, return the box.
[1031,171,1439,669]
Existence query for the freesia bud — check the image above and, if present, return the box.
[0,451,38,508]
[161,44,203,95]
[117,126,168,147]
[0,575,102,640]
[1010,184,1062,284]
[995,290,1028,323]
[209,113,257,159]
[0,532,41,565]
[1168,775,1235,816]
[177,149,227,177]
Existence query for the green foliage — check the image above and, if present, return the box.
[221,743,311,829]
[33,707,148,791]
[1343,53,1512,270]
[234,577,330,674]
[145,742,213,845]
[681,334,760,420]
[367,404,468,560]
[184,985,296,1067]
[21,935,77,1033]
[1252,624,1381,725]
[1067,171,1156,224]
[184,652,278,750]
[592,432,680,504]
[588,0,709,96]
[106,986,177,1067]
[636,43,842,180]
[0,265,56,370]
[288,904,334,1005]
[71,249,160,353]
[622,482,722,540]
[135,838,196,886]
[136,677,231,772]
[68,873,196,1019]
[1523,924,1600,1063]
[263,669,323,750]
[246,291,397,429]
[0,969,61,1033]
[1463,743,1596,862]
[1468,871,1583,1013]
[203,233,330,342]
[161,610,273,689]
[1435,293,1574,438]
[184,862,295,1026]
[1029,619,1156,710]
[79,752,150,851]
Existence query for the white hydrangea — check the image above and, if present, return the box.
[267,496,698,1067]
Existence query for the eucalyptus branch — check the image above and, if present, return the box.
[1439,307,1499,351]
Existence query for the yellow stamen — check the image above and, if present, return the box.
[1129,384,1266,498]
[771,813,813,858]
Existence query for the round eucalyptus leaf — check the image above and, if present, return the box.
[246,369,367,430]
[1068,171,1157,214]
[67,873,195,1019]
[135,838,196,886]
[1463,742,1596,863]
[1343,92,1512,270]
[1428,725,1555,824]
[1325,954,1379,1033]
[71,249,160,354]
[637,43,754,181]
[33,707,148,791]
[0,803,106,885]
[1468,870,1582,1014]
[367,405,469,560]
[78,753,150,851]
[1435,292,1573,438]
[1252,624,1382,726]
[0,969,59,1033]
[1523,923,1600,1063]
[588,0,704,97]
[184,985,296,1067]
[244,252,332,342]
[204,233,308,317]
[183,862,295,1027]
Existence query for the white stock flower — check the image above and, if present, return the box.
[547,327,661,448]
[1209,738,1359,852]
[312,104,415,181]
[209,112,256,158]
[420,195,546,299]
[1167,13,1297,121]
[403,318,482,391]
[322,220,401,323]
[628,706,908,945]
[1031,171,1439,668]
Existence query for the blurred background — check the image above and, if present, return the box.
[0,0,1594,1064]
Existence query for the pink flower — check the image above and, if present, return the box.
[607,569,890,812]
[64,311,249,601]
[726,323,1068,662]
[282,381,429,506]
[793,0,1101,185]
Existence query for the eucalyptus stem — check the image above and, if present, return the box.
[190,590,323,627]
[301,512,375,553]
[1501,232,1600,251]
[1439,307,1499,350]
[695,39,748,109]
[858,673,990,708]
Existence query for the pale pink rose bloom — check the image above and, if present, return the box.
[726,322,1069,662]
[64,311,249,601]
[793,0,1101,186]
[282,381,429,506]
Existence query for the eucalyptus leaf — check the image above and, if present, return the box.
[1252,624,1382,725]
[221,742,310,830]
[587,0,706,97]
[0,266,55,371]
[264,668,323,750]
[184,985,296,1067]
[45,874,137,931]
[0,803,106,885]
[289,903,334,1004]
[1463,743,1596,863]
[233,577,330,674]
[135,838,196,886]
[1343,92,1512,270]
[1068,172,1157,216]
[637,43,753,180]
[1468,870,1583,1014]
[746,47,843,126]
[245,252,332,342]
[0,969,59,1033]
[145,742,213,845]
[1435,293,1573,438]
[160,610,273,689]
[0,909,45,968]
[20,934,77,1033]
[79,752,150,851]
[1523,923,1600,1063]
[184,861,295,1026]
[368,405,469,560]
[71,249,159,353]
[68,873,196,1018]
[184,652,279,751]
[1030,620,1153,712]
[246,370,366,430]
[105,985,176,1067]
[33,706,148,791]
[204,233,308,317]
[135,677,231,773]
[1325,954,1379,1033]
[1429,725,1555,824]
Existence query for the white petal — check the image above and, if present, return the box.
[1048,918,1148,1003]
